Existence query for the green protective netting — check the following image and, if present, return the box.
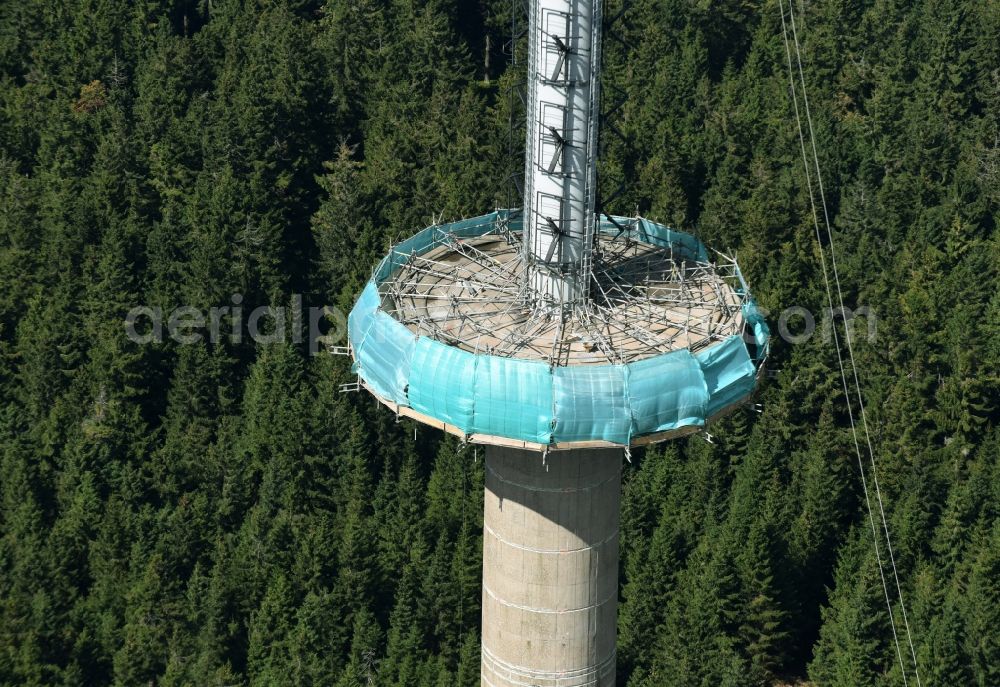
[347,281,379,353]
[628,349,709,435]
[373,212,505,283]
[553,365,632,444]
[635,218,710,262]
[349,282,417,404]
[742,301,770,362]
[349,212,769,446]
[472,355,554,444]
[596,216,709,262]
[698,335,756,418]
[449,212,504,238]
[408,337,477,429]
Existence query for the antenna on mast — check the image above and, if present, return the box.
[522,0,603,306]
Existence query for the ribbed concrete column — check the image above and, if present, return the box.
[481,446,621,687]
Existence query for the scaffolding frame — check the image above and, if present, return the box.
[379,220,750,367]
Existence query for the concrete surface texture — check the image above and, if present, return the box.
[481,446,622,686]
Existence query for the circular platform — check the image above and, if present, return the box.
[348,212,768,450]
[382,229,746,366]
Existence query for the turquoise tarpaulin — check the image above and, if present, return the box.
[553,364,632,444]
[359,314,416,404]
[628,349,710,435]
[408,337,477,430]
[472,355,554,444]
[697,335,756,418]
[348,212,769,446]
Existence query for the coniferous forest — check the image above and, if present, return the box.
[1,0,999,685]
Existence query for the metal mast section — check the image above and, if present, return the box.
[522,0,603,306]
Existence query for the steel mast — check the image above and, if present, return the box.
[522,0,603,306]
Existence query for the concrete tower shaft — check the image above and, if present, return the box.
[481,446,620,687]
[523,0,603,304]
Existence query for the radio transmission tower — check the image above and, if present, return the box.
[347,1,769,684]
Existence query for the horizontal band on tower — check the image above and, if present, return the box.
[483,521,618,554]
[483,581,617,614]
[485,461,620,493]
[482,644,617,687]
